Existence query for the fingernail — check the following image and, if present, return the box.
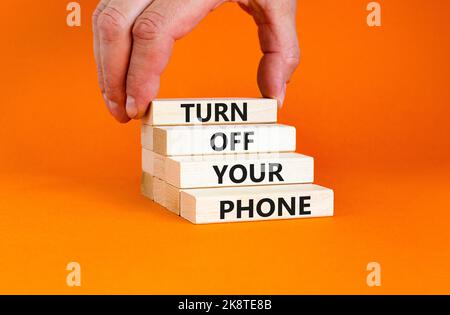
[126,95,138,118]
[105,97,124,119]
[108,99,119,112]
[104,94,118,113]
[278,83,287,108]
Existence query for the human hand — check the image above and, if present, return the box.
[93,0,300,123]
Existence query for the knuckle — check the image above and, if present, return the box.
[133,11,166,41]
[97,7,128,41]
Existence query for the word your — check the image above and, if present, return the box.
[220,196,311,219]
[210,131,254,151]
[66,2,81,27]
[213,163,283,184]
[181,102,247,123]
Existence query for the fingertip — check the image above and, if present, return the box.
[133,108,147,120]
[113,114,131,124]
[125,95,138,119]
[126,95,150,120]
[257,54,292,108]
[277,82,287,108]
[104,96,130,123]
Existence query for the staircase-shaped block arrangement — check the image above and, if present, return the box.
[141,98,334,224]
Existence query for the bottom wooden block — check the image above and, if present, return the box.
[142,172,334,224]
[180,184,334,224]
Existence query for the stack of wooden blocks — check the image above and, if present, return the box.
[141,98,334,224]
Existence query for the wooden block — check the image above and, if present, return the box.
[164,152,314,188]
[141,124,153,150]
[141,172,181,215]
[141,98,277,126]
[140,172,154,200]
[141,172,329,222]
[145,124,296,156]
[153,176,166,207]
[180,184,333,224]
[141,148,165,179]
[164,182,182,215]
[141,173,168,207]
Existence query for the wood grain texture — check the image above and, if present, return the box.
[165,182,182,215]
[180,184,334,224]
[141,124,153,150]
[140,172,155,200]
[153,176,166,209]
[141,172,182,215]
[143,124,296,156]
[141,149,165,179]
[141,98,277,126]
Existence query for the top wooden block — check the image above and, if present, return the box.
[141,98,277,126]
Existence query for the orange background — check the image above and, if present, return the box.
[0,0,449,294]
